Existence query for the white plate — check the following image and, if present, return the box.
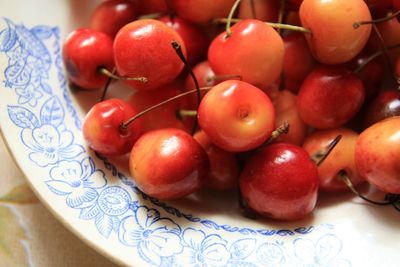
[0,1,399,266]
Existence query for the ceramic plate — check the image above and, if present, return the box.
[0,1,399,266]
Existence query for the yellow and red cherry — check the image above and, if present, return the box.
[129,128,209,200]
[171,0,236,25]
[355,116,400,194]
[198,80,276,152]
[240,143,319,221]
[299,0,372,64]
[158,16,208,65]
[297,65,365,129]
[113,19,186,91]
[303,128,365,192]
[90,0,137,38]
[194,130,239,191]
[83,99,142,156]
[208,19,284,89]
[62,28,114,90]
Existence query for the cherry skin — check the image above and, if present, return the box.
[83,99,142,156]
[299,0,372,64]
[129,128,209,200]
[90,0,137,38]
[136,0,168,15]
[240,143,319,221]
[303,128,365,192]
[297,65,365,129]
[238,0,279,22]
[208,19,284,89]
[171,0,236,25]
[158,16,208,65]
[368,16,400,59]
[198,80,276,152]
[62,28,114,90]
[364,0,393,17]
[282,32,316,94]
[194,130,239,190]
[362,90,400,128]
[113,19,186,91]
[355,116,400,194]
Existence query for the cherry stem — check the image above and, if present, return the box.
[277,0,286,34]
[120,87,212,130]
[98,67,148,83]
[100,68,115,102]
[172,40,201,135]
[371,24,399,88]
[264,122,290,146]
[353,10,400,29]
[206,74,242,84]
[216,18,311,34]
[338,170,394,206]
[177,109,197,118]
[353,43,400,74]
[138,12,165,20]
[311,135,342,167]
[249,0,256,19]
[226,0,242,38]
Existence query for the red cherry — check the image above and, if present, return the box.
[364,0,393,17]
[299,0,372,64]
[194,130,239,190]
[355,116,400,194]
[129,128,209,200]
[238,0,279,22]
[198,80,276,152]
[240,143,319,221]
[303,128,365,192]
[297,65,365,129]
[208,19,284,88]
[83,99,142,156]
[136,0,168,15]
[362,90,400,128]
[113,19,186,91]
[158,16,208,65]
[62,28,114,89]
[171,0,236,25]
[90,0,137,38]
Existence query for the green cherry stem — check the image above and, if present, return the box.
[263,122,290,146]
[226,0,242,38]
[311,135,342,167]
[98,67,148,82]
[353,10,400,29]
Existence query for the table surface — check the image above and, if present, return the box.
[0,132,120,267]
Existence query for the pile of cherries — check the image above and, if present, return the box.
[62,0,400,221]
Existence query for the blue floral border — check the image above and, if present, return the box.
[0,19,351,266]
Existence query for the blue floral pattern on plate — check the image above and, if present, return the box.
[0,19,351,266]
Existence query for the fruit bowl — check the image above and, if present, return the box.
[0,1,399,266]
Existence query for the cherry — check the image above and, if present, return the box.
[362,89,400,128]
[303,128,365,192]
[129,128,209,199]
[113,19,186,91]
[299,0,372,64]
[62,28,114,90]
[90,0,137,38]
[238,0,279,22]
[368,15,400,59]
[198,80,276,152]
[364,0,393,17]
[286,0,304,11]
[171,0,236,25]
[282,32,316,94]
[136,0,169,15]
[194,130,239,190]
[240,143,319,221]
[355,116,400,194]
[208,19,284,89]
[82,98,142,156]
[158,15,208,65]
[297,65,365,129]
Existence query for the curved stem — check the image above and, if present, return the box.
[172,40,200,135]
[120,87,212,130]
[100,68,115,102]
[311,135,342,167]
[226,0,242,38]
[353,43,400,74]
[353,10,400,29]
[338,170,394,206]
[177,109,198,118]
[98,67,148,82]
[216,18,311,34]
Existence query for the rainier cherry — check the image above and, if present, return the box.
[113,19,186,91]
[240,143,319,221]
[355,116,400,194]
[83,99,142,156]
[62,28,114,90]
[198,80,276,152]
[129,128,209,200]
